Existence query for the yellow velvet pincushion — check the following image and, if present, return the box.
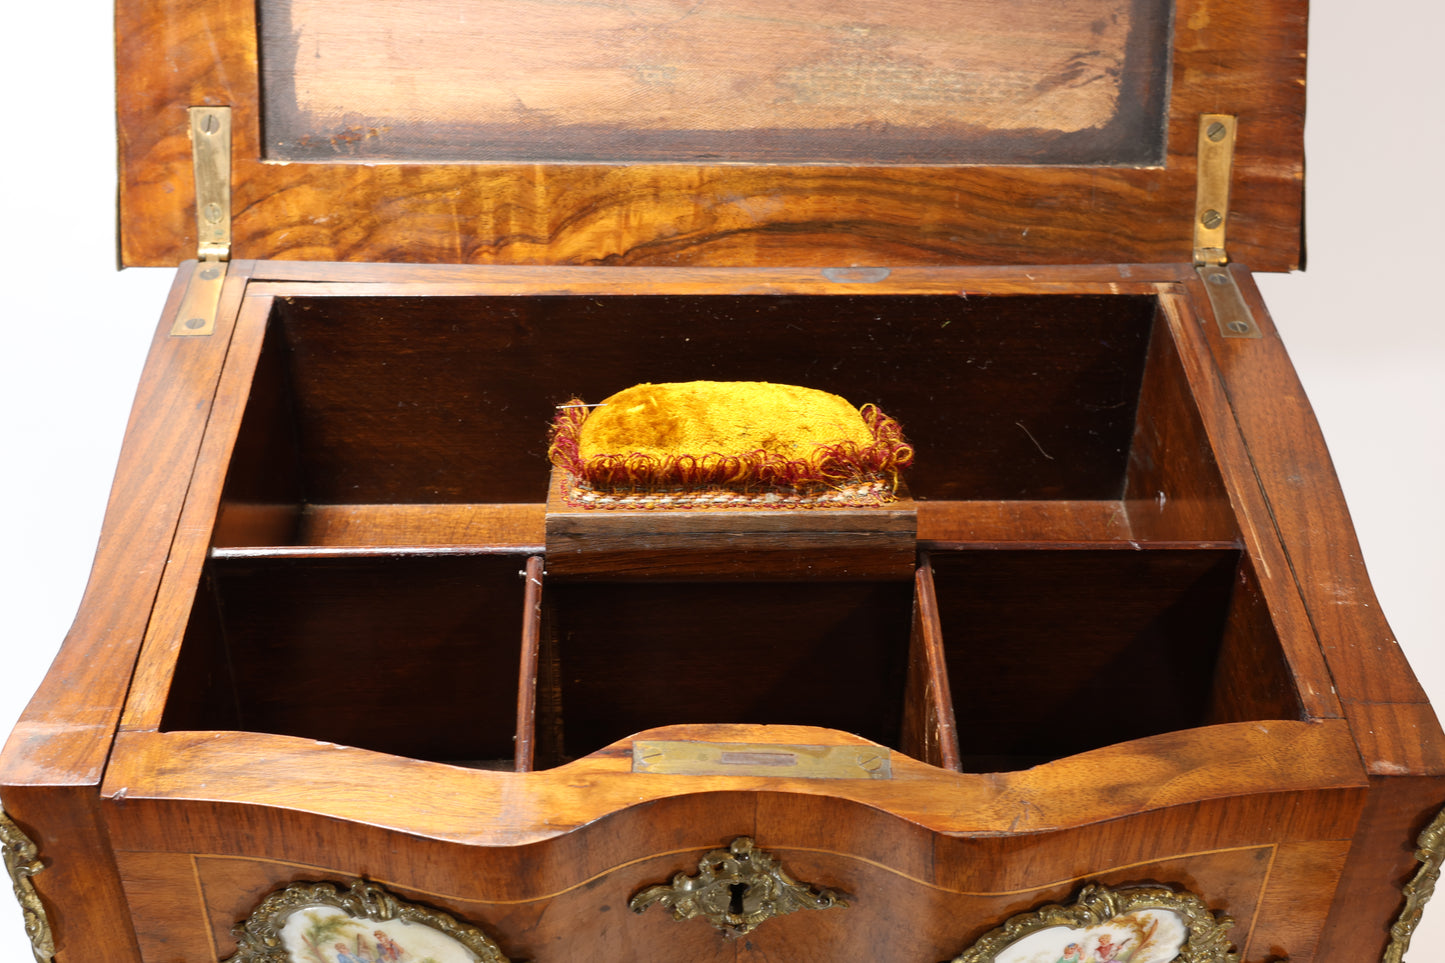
[578,382,875,462]
[549,381,912,507]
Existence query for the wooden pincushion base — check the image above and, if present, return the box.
[544,468,918,578]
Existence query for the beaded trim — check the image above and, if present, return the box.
[559,475,898,510]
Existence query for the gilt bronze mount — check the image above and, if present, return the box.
[630,836,846,936]
[947,882,1239,963]
[1385,804,1445,963]
[224,878,511,963]
[0,810,53,963]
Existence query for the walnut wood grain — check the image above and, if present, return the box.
[1187,268,1445,958]
[0,265,262,963]
[1123,307,1239,542]
[1155,291,1344,722]
[515,556,544,773]
[544,473,918,580]
[901,557,961,771]
[1205,269,1438,722]
[120,293,274,735]
[10,260,1438,961]
[99,720,1367,961]
[116,0,1305,269]
[244,260,1195,289]
[261,0,1172,167]
[102,720,1365,851]
[237,289,1159,506]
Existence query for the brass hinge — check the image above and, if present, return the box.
[172,107,232,337]
[1193,113,1261,339]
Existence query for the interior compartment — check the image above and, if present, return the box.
[160,287,1292,770]
[534,579,915,766]
[212,292,1234,550]
[161,552,531,768]
[921,547,1303,771]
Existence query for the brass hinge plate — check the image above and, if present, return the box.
[1193,114,1260,339]
[1196,264,1262,339]
[1194,114,1235,266]
[172,107,232,337]
[632,740,892,779]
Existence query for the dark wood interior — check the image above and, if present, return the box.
[213,291,1167,546]
[162,553,530,768]
[538,579,915,765]
[923,546,1298,771]
[160,286,1305,771]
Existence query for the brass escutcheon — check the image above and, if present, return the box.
[630,836,846,936]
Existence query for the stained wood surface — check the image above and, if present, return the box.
[259,0,1171,166]
[119,843,1281,963]
[246,260,1195,289]
[100,720,1367,962]
[116,0,1305,268]
[1154,291,1344,722]
[102,721,1365,848]
[930,547,1253,768]
[1189,268,1445,962]
[1205,269,1439,726]
[544,472,918,579]
[214,289,1161,506]
[120,293,275,735]
[901,557,961,771]
[9,261,1442,961]
[515,557,545,772]
[0,264,258,963]
[1123,309,1238,542]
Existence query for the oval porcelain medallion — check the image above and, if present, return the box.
[992,908,1186,963]
[947,883,1239,963]
[279,905,480,963]
[226,879,511,963]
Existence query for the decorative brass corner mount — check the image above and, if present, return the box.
[0,810,54,963]
[1384,804,1445,963]
[630,836,846,936]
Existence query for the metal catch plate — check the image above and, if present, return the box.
[633,740,891,779]
[1197,264,1262,339]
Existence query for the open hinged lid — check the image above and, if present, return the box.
[117,0,1305,270]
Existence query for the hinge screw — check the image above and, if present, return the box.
[199,113,221,135]
[1226,320,1251,334]
[1200,209,1224,230]
[1206,121,1228,142]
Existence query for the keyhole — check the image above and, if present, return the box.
[728,882,750,915]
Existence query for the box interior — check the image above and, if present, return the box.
[160,292,1305,771]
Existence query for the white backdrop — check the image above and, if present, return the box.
[0,1,1440,961]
